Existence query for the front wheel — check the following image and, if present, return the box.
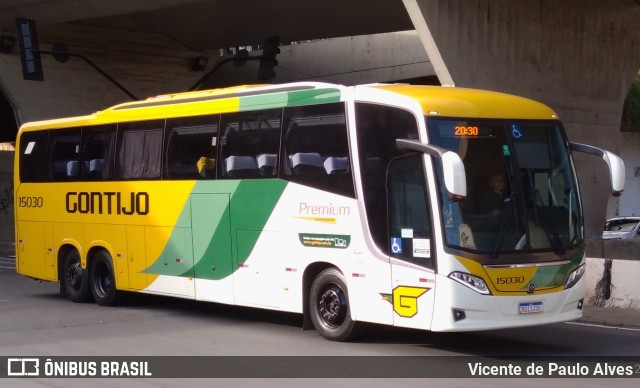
[62,250,91,303]
[309,268,361,341]
[90,251,123,306]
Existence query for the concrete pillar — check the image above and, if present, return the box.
[618,132,640,216]
[404,0,640,238]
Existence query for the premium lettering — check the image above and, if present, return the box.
[66,192,149,215]
[298,202,350,216]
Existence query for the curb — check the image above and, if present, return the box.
[579,305,640,329]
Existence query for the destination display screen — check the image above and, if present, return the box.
[436,121,497,138]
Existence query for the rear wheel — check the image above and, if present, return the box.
[90,251,123,306]
[309,268,361,341]
[62,250,91,303]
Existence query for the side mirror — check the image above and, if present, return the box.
[569,143,625,196]
[396,139,467,200]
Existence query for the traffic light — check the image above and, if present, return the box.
[257,36,280,82]
[16,18,44,81]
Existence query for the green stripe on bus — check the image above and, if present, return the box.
[523,249,584,289]
[147,180,287,281]
[239,92,288,111]
[192,179,287,280]
[286,88,341,107]
[238,88,341,111]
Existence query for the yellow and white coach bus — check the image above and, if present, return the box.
[14,82,624,341]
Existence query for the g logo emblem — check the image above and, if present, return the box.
[392,286,429,317]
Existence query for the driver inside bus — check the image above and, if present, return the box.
[478,172,507,213]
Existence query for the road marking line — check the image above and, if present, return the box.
[565,321,640,332]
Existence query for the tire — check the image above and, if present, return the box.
[62,250,91,303]
[309,268,361,341]
[89,250,123,306]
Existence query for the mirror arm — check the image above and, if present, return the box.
[396,139,467,199]
[569,142,625,196]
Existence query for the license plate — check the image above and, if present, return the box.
[519,301,543,314]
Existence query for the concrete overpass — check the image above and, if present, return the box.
[0,0,413,50]
[1,0,640,242]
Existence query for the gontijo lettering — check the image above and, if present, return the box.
[66,192,149,215]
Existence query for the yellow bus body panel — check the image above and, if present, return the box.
[15,181,196,289]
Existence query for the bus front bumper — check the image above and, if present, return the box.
[429,275,585,332]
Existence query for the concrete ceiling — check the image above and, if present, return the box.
[0,0,413,50]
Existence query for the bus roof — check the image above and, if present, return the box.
[18,82,344,132]
[18,82,558,132]
[370,84,558,120]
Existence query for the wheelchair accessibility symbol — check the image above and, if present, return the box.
[511,124,523,139]
[390,238,402,254]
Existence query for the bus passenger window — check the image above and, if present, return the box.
[115,120,163,180]
[165,115,219,180]
[281,103,354,198]
[19,130,49,183]
[48,129,81,181]
[219,109,282,179]
[80,124,116,181]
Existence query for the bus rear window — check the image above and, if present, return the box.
[19,130,48,183]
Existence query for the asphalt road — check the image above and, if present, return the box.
[1,268,639,387]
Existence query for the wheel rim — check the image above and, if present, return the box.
[317,283,347,329]
[66,261,83,291]
[94,262,113,298]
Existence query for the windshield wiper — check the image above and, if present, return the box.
[533,189,566,255]
[490,193,515,259]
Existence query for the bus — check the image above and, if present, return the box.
[14,82,624,341]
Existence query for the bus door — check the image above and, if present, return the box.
[387,155,436,330]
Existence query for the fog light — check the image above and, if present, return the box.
[577,298,584,310]
[453,308,466,321]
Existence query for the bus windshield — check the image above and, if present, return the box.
[427,118,583,255]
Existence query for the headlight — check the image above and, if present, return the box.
[449,271,491,295]
[565,264,586,289]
